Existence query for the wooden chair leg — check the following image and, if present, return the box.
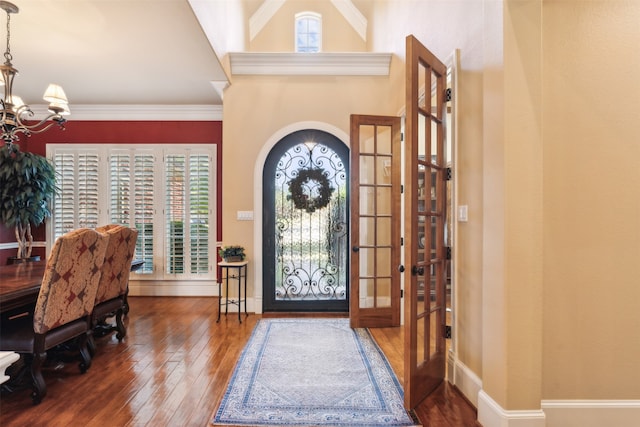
[87,331,96,357]
[115,308,127,340]
[30,352,47,405]
[77,335,92,374]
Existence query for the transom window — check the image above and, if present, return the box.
[295,12,321,53]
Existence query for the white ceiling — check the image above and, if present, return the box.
[3,0,227,107]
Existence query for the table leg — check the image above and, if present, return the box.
[243,264,248,317]
[237,267,242,323]
[217,270,222,322]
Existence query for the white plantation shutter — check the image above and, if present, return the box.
[189,154,210,274]
[109,152,131,225]
[165,154,186,274]
[133,154,155,274]
[48,144,215,283]
[165,152,212,275]
[52,150,100,240]
[109,150,155,274]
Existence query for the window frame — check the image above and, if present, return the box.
[295,11,322,53]
[46,143,217,282]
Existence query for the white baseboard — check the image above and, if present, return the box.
[129,281,217,297]
[478,390,546,427]
[450,356,483,408]
[541,400,640,427]
[128,282,257,313]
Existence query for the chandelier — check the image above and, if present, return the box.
[0,1,69,146]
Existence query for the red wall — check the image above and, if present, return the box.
[0,120,223,265]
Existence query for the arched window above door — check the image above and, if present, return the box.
[295,12,321,53]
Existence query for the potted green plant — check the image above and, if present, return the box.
[218,245,246,262]
[0,143,58,262]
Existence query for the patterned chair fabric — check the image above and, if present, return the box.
[95,225,138,304]
[34,228,109,334]
[0,228,109,404]
[89,225,138,347]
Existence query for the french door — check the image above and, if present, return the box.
[349,115,402,328]
[403,34,448,409]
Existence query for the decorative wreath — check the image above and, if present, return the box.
[287,168,335,213]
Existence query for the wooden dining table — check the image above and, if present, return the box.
[0,259,144,316]
[0,261,46,315]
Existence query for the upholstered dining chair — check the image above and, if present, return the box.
[90,224,138,352]
[0,228,108,404]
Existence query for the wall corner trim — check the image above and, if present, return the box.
[477,390,546,427]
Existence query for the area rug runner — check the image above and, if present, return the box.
[212,318,417,427]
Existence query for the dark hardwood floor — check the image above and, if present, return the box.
[0,297,479,426]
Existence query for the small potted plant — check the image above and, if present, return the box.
[0,143,58,263]
[218,245,246,263]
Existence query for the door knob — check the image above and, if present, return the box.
[412,265,424,276]
[352,246,359,252]
[398,265,405,273]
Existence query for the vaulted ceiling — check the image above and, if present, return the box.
[5,0,370,115]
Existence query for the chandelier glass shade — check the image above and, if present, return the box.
[0,1,69,145]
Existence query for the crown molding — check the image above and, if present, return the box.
[29,104,223,121]
[229,52,391,76]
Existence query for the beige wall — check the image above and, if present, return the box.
[222,73,396,292]
[221,0,640,416]
[542,0,640,399]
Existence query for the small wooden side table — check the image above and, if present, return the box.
[217,260,248,323]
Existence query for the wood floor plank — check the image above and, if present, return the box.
[0,296,478,426]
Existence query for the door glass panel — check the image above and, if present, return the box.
[430,216,438,253]
[430,70,438,114]
[431,119,439,165]
[377,125,392,155]
[376,187,392,216]
[362,278,374,306]
[377,248,391,276]
[360,187,374,215]
[376,217,391,246]
[418,114,427,158]
[430,276,437,310]
[376,156,391,184]
[418,64,427,110]
[417,316,426,363]
[430,310,438,357]
[359,247,374,276]
[360,125,375,153]
[377,278,391,308]
[360,156,375,184]
[359,217,375,246]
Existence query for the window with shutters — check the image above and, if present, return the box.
[52,150,100,236]
[47,144,216,281]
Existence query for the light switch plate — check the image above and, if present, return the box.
[458,205,468,222]
[237,211,254,221]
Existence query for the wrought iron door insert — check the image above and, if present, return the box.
[263,130,349,312]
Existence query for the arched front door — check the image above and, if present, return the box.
[263,129,349,312]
